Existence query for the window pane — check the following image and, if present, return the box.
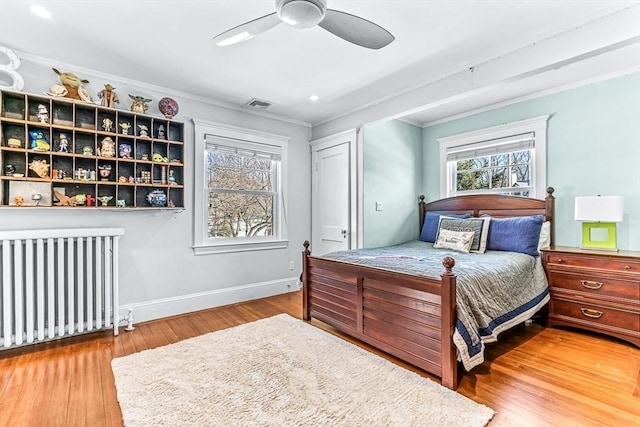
[491,153,508,167]
[243,158,273,191]
[456,170,482,191]
[208,192,274,238]
[206,150,274,191]
[491,167,508,188]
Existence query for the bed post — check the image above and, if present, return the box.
[440,256,458,390]
[418,195,427,233]
[545,187,555,247]
[302,240,311,321]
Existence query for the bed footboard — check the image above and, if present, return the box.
[302,241,458,389]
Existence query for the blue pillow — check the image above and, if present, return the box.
[420,212,471,243]
[486,215,544,257]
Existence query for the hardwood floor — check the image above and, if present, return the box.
[0,291,638,427]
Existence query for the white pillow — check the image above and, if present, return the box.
[437,216,491,254]
[538,221,551,250]
[434,229,476,253]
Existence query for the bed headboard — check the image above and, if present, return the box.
[419,187,555,246]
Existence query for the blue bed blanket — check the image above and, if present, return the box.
[318,240,549,370]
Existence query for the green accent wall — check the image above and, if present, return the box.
[363,120,422,248]
[422,72,640,251]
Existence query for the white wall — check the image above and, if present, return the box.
[0,57,311,322]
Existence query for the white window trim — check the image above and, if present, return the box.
[192,119,290,255]
[438,115,549,199]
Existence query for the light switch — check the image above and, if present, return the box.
[375,201,383,211]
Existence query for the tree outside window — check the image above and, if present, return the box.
[455,150,531,196]
[205,147,278,239]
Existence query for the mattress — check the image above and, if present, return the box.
[319,240,550,370]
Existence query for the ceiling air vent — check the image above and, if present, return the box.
[245,98,273,109]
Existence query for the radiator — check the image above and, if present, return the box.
[0,228,124,349]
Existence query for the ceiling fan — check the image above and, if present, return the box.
[213,0,395,50]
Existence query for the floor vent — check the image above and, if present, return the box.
[245,98,273,109]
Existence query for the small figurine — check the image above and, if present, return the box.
[98,164,112,181]
[36,104,49,123]
[97,84,119,108]
[100,137,116,157]
[53,191,77,206]
[156,125,166,139]
[58,133,69,152]
[129,95,152,114]
[82,146,94,156]
[138,124,149,137]
[119,122,131,135]
[97,195,113,206]
[31,193,43,206]
[45,84,68,97]
[28,159,49,178]
[86,194,95,207]
[118,176,127,183]
[29,130,50,151]
[75,194,86,206]
[128,176,135,183]
[14,195,24,206]
[102,117,114,132]
[168,170,176,185]
[152,153,168,162]
[7,138,21,148]
[140,154,149,161]
[52,68,91,102]
[116,199,126,208]
[5,164,15,176]
[119,143,132,159]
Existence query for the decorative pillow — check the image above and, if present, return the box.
[486,215,544,257]
[436,216,491,254]
[433,229,475,253]
[538,221,551,251]
[420,212,471,243]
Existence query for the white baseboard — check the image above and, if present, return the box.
[119,276,299,324]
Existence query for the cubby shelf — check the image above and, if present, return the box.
[0,89,185,208]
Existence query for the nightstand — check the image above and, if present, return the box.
[541,246,640,347]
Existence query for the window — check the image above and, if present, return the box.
[438,116,548,198]
[193,119,289,255]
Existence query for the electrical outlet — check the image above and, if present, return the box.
[289,261,294,270]
[375,201,383,211]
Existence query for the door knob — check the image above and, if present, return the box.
[341,229,347,238]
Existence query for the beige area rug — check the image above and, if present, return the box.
[111,314,494,427]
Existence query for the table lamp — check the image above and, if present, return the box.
[574,195,624,251]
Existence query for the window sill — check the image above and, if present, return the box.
[192,239,289,255]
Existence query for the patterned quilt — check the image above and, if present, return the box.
[318,240,549,370]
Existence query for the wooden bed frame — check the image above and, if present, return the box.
[302,187,555,390]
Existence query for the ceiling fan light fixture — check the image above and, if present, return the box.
[277,0,327,28]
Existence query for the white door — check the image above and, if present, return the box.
[312,140,351,255]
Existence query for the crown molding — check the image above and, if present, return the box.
[16,50,312,129]
[420,66,640,128]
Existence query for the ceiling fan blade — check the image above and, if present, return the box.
[213,12,281,46]
[318,9,394,49]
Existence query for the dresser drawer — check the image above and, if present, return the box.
[551,299,640,331]
[545,253,640,273]
[548,271,640,300]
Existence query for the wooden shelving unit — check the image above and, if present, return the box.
[0,89,184,208]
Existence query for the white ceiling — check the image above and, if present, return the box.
[1,1,639,127]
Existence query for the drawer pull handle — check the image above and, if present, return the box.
[580,280,603,290]
[556,258,564,263]
[580,308,604,319]
[625,265,631,270]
